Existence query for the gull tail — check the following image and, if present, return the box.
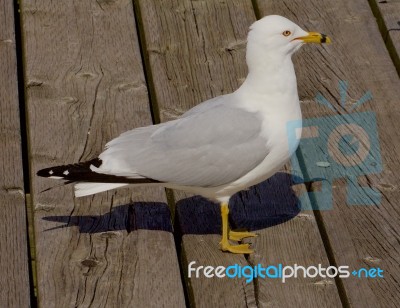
[37,158,161,197]
[74,182,129,197]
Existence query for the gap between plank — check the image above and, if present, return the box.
[295,150,351,308]
[13,0,30,193]
[131,0,179,248]
[244,253,260,307]
[130,2,271,306]
[366,0,400,76]
[131,2,191,307]
[251,0,262,20]
[132,1,161,125]
[13,1,38,307]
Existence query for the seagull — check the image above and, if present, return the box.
[38,15,331,254]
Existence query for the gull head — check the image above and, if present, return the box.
[248,15,331,58]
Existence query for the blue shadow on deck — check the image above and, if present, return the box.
[42,172,303,235]
[177,172,302,234]
[43,202,173,233]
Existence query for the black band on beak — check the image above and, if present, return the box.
[321,34,327,43]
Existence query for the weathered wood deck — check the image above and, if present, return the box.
[1,0,399,307]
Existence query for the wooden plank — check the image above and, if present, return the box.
[177,174,342,307]
[256,0,400,307]
[134,1,259,305]
[369,0,400,73]
[0,1,31,307]
[371,0,400,31]
[135,0,252,123]
[390,31,400,67]
[233,172,343,307]
[21,0,185,307]
[136,0,342,306]
[177,196,258,307]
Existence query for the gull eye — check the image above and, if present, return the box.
[282,30,291,37]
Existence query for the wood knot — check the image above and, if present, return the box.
[161,107,186,120]
[224,40,246,52]
[97,0,118,5]
[295,213,313,220]
[363,256,381,265]
[4,187,24,196]
[35,203,56,212]
[117,82,146,91]
[377,183,397,191]
[81,259,100,268]
[147,47,167,55]
[77,72,97,79]
[99,231,122,239]
[314,279,334,286]
[59,96,79,104]
[27,80,44,88]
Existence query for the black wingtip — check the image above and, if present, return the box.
[37,169,45,177]
[37,167,56,178]
[37,158,102,179]
[37,158,162,185]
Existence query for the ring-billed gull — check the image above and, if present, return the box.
[38,15,331,254]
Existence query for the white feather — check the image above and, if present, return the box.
[74,182,128,197]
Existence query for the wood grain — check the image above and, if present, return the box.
[390,31,400,69]
[256,0,400,306]
[135,0,252,122]
[21,0,184,307]
[238,172,342,307]
[181,235,258,307]
[0,1,31,307]
[372,0,400,31]
[134,0,259,304]
[370,0,400,73]
[135,0,341,306]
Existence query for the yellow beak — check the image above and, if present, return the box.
[294,32,331,44]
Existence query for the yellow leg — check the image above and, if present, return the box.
[219,202,254,254]
[229,230,257,241]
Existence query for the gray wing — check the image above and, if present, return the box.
[100,97,268,187]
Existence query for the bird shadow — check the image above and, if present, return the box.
[42,172,303,235]
[176,172,302,235]
[42,202,173,233]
